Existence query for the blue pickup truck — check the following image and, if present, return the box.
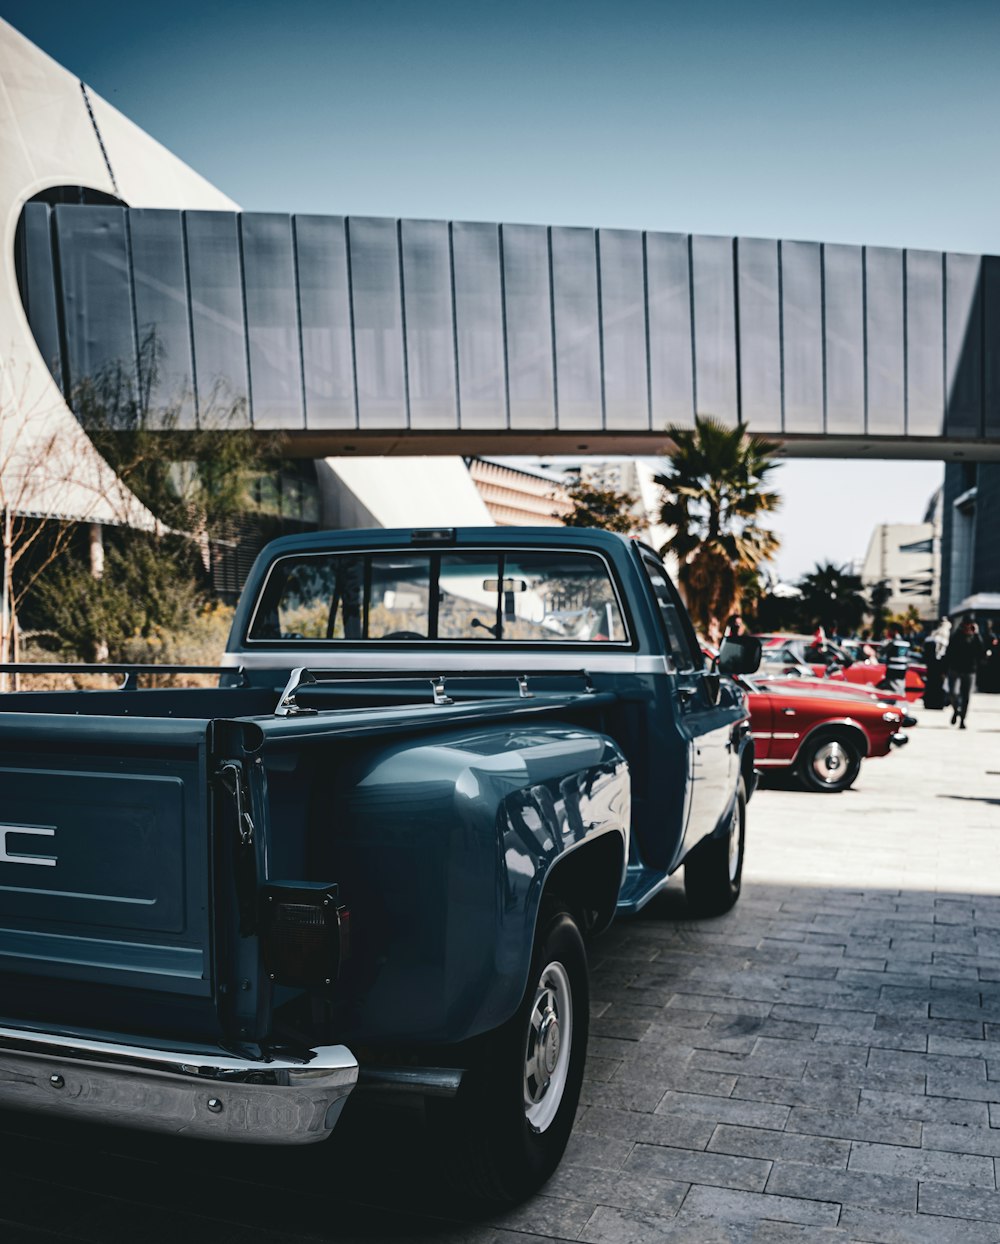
[0,526,758,1202]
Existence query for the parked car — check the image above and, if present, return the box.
[753,674,918,726]
[757,633,926,701]
[737,673,908,792]
[0,527,759,1204]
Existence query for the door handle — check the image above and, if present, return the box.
[782,708,796,716]
[678,686,697,703]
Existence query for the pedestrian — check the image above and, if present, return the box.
[879,626,910,696]
[945,617,986,729]
[922,617,951,710]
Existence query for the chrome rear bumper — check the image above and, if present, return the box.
[0,1024,357,1144]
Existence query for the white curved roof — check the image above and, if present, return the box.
[0,18,237,526]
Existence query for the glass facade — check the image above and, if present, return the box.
[14,204,999,448]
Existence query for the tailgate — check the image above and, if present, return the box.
[0,714,214,1006]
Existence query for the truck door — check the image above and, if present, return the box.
[638,556,733,848]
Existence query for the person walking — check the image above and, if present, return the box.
[880,627,910,696]
[945,618,986,728]
[922,617,951,710]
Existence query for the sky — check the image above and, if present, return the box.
[7,0,993,578]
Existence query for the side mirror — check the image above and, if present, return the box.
[718,634,762,676]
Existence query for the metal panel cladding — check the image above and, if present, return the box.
[184,211,250,428]
[400,219,458,430]
[55,204,137,415]
[823,243,865,436]
[904,250,944,438]
[452,221,506,430]
[780,240,823,435]
[646,232,695,429]
[865,247,905,436]
[984,257,1000,439]
[690,235,738,425]
[736,237,781,431]
[348,217,407,429]
[551,226,602,431]
[241,214,304,429]
[501,224,555,430]
[293,215,356,429]
[599,229,649,431]
[945,253,983,438]
[129,209,196,427]
[17,203,63,393]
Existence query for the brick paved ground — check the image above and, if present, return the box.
[4,694,999,1243]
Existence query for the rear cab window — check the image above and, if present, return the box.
[247,548,630,646]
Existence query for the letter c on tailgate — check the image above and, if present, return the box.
[0,825,56,867]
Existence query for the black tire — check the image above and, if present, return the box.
[684,778,746,917]
[797,731,862,793]
[431,905,589,1206]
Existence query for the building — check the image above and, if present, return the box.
[859,521,938,622]
[940,462,1000,621]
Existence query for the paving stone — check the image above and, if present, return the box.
[922,1122,1000,1157]
[493,1195,598,1240]
[541,1164,690,1216]
[858,1088,990,1125]
[655,1091,790,1130]
[732,1075,860,1114]
[839,1206,1000,1243]
[801,1063,925,1095]
[785,1106,921,1147]
[768,1003,877,1029]
[576,1105,714,1151]
[579,1080,666,1113]
[675,1184,840,1228]
[577,1203,687,1244]
[868,1047,988,1078]
[929,1035,1000,1059]
[918,1182,1000,1224]
[926,1071,1000,1103]
[812,1023,926,1052]
[561,1131,634,1172]
[665,994,774,1018]
[708,1123,850,1167]
[765,1162,918,1211]
[847,1139,996,1186]
[591,1015,653,1041]
[624,1142,772,1192]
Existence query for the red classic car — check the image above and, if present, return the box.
[753,674,918,724]
[739,674,909,792]
[757,634,926,702]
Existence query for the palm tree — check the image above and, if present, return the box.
[654,416,781,632]
[797,562,868,635]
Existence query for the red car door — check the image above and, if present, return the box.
[747,691,773,760]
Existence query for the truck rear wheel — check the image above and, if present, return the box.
[434,905,589,1205]
[684,779,746,917]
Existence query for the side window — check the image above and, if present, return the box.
[640,556,702,671]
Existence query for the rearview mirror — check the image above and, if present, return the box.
[718,634,762,676]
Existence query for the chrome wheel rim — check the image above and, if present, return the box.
[812,740,849,784]
[727,800,742,882]
[523,960,572,1133]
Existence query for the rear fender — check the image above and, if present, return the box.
[311,724,629,1047]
